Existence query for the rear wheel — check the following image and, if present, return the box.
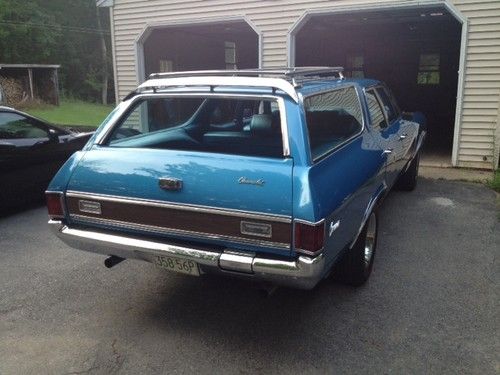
[335,212,378,286]
[396,152,420,191]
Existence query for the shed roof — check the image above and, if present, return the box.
[0,64,60,69]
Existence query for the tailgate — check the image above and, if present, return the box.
[65,147,293,255]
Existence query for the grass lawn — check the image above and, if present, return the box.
[26,100,114,128]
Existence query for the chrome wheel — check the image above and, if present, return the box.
[363,213,377,267]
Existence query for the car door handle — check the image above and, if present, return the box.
[399,134,407,140]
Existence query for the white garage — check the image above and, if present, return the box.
[98,0,500,169]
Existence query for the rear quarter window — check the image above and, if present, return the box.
[304,86,363,161]
[365,89,387,130]
[375,87,399,123]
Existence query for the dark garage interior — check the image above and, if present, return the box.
[295,7,462,163]
[143,21,259,77]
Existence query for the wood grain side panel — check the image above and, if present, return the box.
[66,196,291,245]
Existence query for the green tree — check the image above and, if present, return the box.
[0,0,113,103]
[0,0,60,62]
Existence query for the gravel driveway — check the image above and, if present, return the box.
[0,178,498,374]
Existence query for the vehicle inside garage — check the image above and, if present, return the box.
[143,21,259,77]
[294,7,462,164]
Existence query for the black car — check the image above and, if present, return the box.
[0,106,93,211]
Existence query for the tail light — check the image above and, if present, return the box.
[294,220,325,256]
[46,192,65,219]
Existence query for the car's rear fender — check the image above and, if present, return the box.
[46,151,87,194]
[348,182,387,250]
[292,128,385,266]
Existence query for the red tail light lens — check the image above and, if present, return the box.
[294,220,325,256]
[46,192,64,219]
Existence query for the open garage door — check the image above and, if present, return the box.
[141,20,259,78]
[293,7,462,166]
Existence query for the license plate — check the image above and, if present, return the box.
[153,255,200,276]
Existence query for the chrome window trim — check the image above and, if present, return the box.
[300,84,366,164]
[95,92,291,158]
[277,97,290,157]
[69,214,290,250]
[65,191,292,223]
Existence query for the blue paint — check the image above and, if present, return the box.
[48,76,422,263]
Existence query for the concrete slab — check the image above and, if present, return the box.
[420,166,494,182]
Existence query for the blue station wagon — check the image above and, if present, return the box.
[46,67,425,289]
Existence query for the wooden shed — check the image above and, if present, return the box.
[0,64,60,106]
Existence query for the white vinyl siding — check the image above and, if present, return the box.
[108,0,500,169]
[457,0,500,168]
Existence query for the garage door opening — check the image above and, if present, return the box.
[141,21,259,79]
[293,7,462,166]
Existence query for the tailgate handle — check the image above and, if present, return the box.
[159,177,183,191]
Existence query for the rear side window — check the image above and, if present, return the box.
[375,87,398,123]
[304,86,363,161]
[365,90,387,130]
[106,96,284,158]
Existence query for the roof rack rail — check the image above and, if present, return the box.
[128,67,345,103]
[148,66,344,84]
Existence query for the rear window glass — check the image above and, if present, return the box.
[304,86,363,161]
[106,97,284,158]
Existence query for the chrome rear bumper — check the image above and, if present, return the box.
[49,220,325,289]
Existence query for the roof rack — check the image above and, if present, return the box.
[148,66,344,85]
[127,67,345,103]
